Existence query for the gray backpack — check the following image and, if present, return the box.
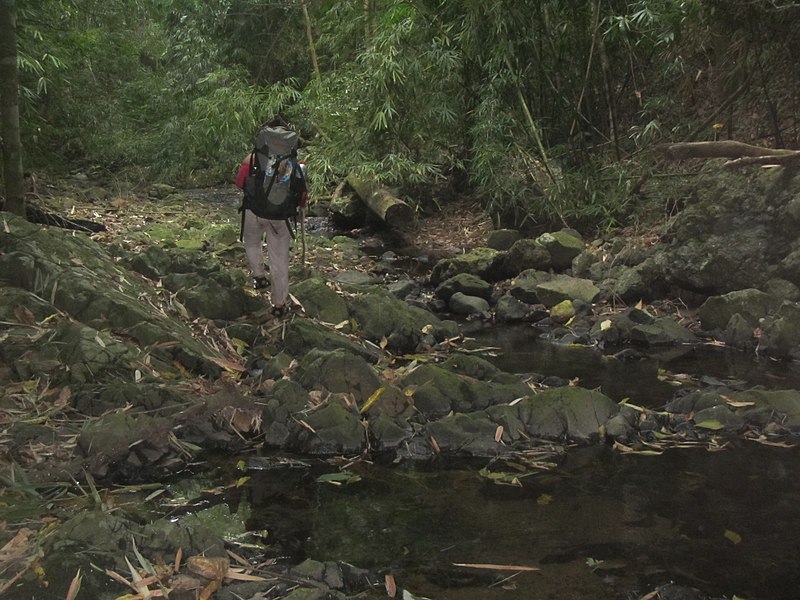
[241,125,306,222]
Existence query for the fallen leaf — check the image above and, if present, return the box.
[724,529,742,545]
[205,355,246,373]
[385,574,397,597]
[187,555,229,580]
[452,563,540,572]
[494,425,504,443]
[360,386,385,414]
[695,419,725,430]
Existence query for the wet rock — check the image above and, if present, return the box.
[78,412,181,480]
[501,238,552,277]
[124,245,228,280]
[613,239,653,267]
[756,301,800,358]
[691,404,744,432]
[45,510,132,559]
[495,293,534,322]
[348,288,452,353]
[429,247,503,285]
[508,269,553,304]
[293,277,350,323]
[386,278,421,299]
[0,287,60,322]
[535,274,601,307]
[332,270,379,286]
[0,212,233,377]
[435,272,493,301]
[262,380,312,446]
[604,412,636,440]
[448,291,490,315]
[72,381,189,416]
[486,228,522,250]
[173,277,261,320]
[762,277,800,302]
[283,318,380,362]
[720,313,756,348]
[295,400,364,455]
[488,386,618,443]
[298,348,382,404]
[399,357,530,419]
[571,249,601,279]
[629,316,698,347]
[697,288,781,331]
[426,412,506,456]
[536,230,584,270]
[590,307,656,346]
[52,321,137,384]
[601,264,650,303]
[657,167,800,294]
[370,413,414,450]
[667,387,800,431]
[550,300,575,323]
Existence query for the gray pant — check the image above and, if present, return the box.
[242,210,290,307]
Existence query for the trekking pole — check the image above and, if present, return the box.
[300,207,307,271]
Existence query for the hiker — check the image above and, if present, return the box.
[234,134,306,317]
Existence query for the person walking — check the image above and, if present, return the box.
[234,123,306,317]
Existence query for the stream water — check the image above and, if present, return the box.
[237,327,800,600]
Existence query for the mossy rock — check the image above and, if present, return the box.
[293,277,350,323]
[430,247,502,285]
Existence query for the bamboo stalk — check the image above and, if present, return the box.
[299,0,321,83]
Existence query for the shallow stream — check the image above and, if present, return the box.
[234,328,800,600]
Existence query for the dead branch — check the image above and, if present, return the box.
[656,141,798,161]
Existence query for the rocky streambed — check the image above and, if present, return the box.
[2,163,800,599]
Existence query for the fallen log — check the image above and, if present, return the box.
[346,175,414,228]
[656,141,800,169]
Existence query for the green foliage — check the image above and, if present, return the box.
[11,0,800,232]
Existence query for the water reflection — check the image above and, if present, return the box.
[246,443,800,600]
[468,324,800,407]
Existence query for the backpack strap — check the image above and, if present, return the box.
[261,153,288,201]
[238,148,260,242]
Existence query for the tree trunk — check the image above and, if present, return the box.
[0,0,25,217]
[346,175,414,228]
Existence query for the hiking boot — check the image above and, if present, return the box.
[270,304,290,318]
[253,276,269,291]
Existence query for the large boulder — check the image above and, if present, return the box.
[500,239,552,277]
[348,288,455,353]
[292,277,350,324]
[398,356,530,419]
[656,167,800,294]
[487,386,620,443]
[535,274,601,307]
[429,247,503,285]
[697,288,782,331]
[435,273,493,301]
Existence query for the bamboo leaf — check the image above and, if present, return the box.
[695,419,724,430]
[452,563,540,572]
[724,529,742,544]
[360,386,385,414]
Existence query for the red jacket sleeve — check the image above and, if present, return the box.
[234,158,250,190]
